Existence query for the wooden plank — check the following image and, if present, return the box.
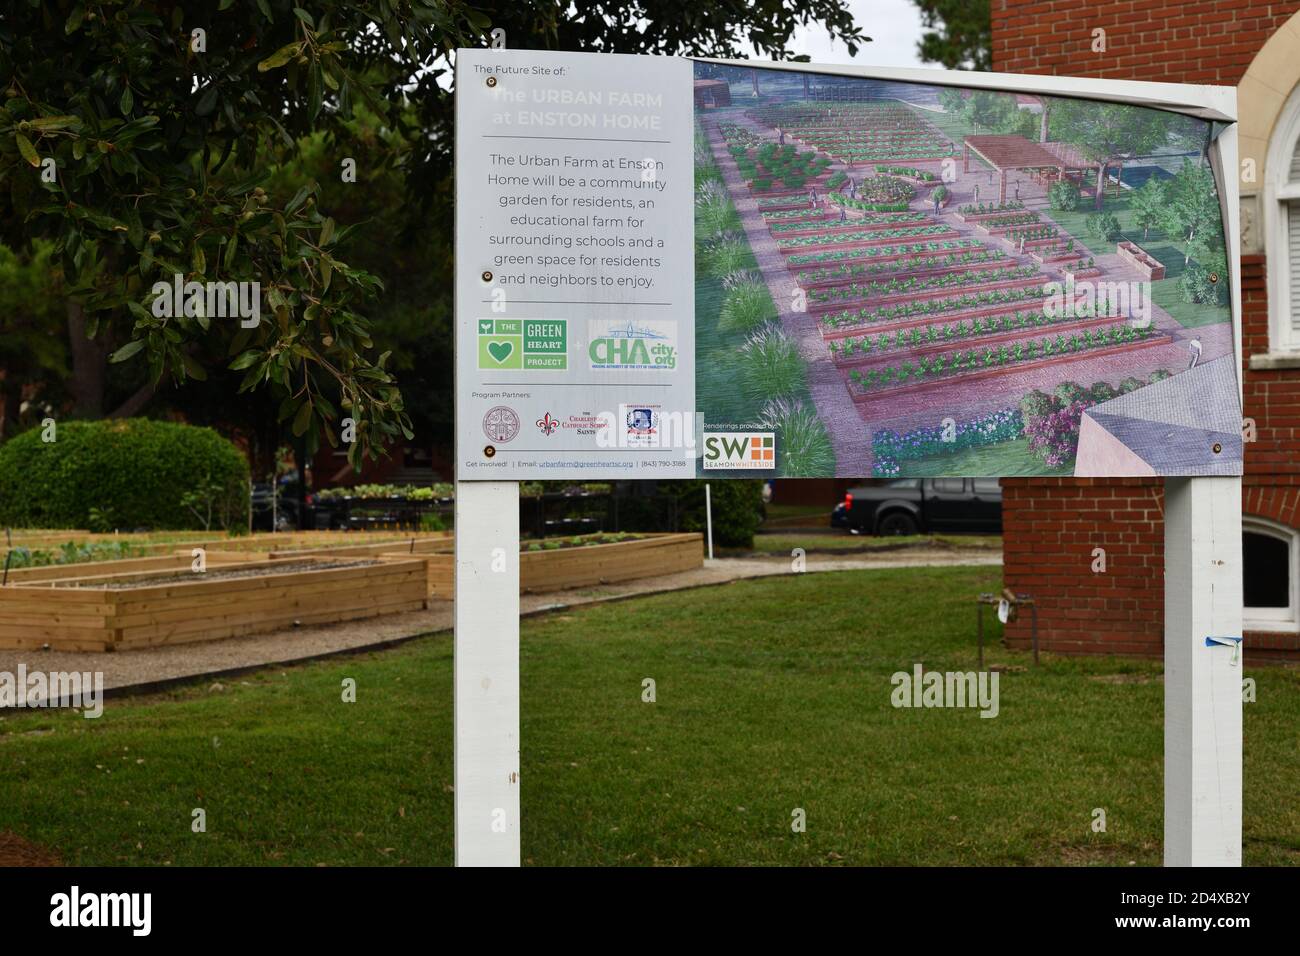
[96,558,424,603]
[110,570,427,628]
[114,598,427,648]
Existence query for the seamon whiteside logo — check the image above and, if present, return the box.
[151,274,261,328]
[703,432,775,469]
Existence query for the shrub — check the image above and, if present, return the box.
[932,185,949,203]
[1019,389,1055,423]
[1048,180,1080,211]
[758,397,835,477]
[659,480,764,548]
[1180,253,1228,305]
[1089,382,1117,403]
[1053,381,1087,406]
[740,322,803,401]
[1118,377,1145,394]
[719,279,777,331]
[1086,210,1122,243]
[0,419,249,531]
[752,178,772,192]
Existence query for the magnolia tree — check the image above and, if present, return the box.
[0,0,864,465]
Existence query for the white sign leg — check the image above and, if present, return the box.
[454,480,521,866]
[1163,476,1243,866]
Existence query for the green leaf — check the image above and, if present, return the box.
[256,0,273,21]
[195,84,219,117]
[65,5,85,33]
[229,349,261,371]
[109,340,145,363]
[291,400,313,437]
[293,7,315,28]
[119,86,133,116]
[319,217,335,246]
[15,134,39,167]
[223,230,238,271]
[191,244,206,275]
[28,116,81,131]
[258,43,300,72]
[181,352,209,380]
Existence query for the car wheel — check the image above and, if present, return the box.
[877,511,919,536]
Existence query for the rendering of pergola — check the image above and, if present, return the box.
[962,134,1100,202]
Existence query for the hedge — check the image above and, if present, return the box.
[658,479,765,548]
[0,419,250,531]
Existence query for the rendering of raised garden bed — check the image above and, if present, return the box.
[0,554,428,651]
[1116,240,1166,280]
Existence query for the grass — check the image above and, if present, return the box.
[884,437,1075,477]
[1040,194,1230,330]
[747,533,1003,554]
[1,565,1296,866]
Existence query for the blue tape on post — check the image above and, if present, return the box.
[1205,635,1243,666]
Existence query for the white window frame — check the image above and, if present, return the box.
[1242,515,1299,633]
[1264,82,1300,355]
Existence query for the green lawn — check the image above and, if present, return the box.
[748,532,1002,554]
[890,437,1074,477]
[1,565,1296,866]
[1037,193,1230,330]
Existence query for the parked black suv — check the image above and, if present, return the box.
[839,478,1002,535]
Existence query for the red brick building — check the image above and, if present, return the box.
[994,1,1300,661]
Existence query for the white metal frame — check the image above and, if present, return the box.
[455,54,1245,867]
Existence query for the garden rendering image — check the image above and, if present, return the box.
[692,64,1239,478]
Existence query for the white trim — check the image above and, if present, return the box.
[1242,515,1299,633]
[1264,81,1300,353]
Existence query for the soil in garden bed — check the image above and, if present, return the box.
[54,559,381,589]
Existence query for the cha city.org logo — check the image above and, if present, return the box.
[588,319,677,371]
[703,432,776,470]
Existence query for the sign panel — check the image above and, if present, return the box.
[456,51,1241,479]
[456,50,696,479]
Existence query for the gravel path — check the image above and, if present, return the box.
[0,548,1001,700]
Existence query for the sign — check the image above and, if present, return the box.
[456,51,1241,479]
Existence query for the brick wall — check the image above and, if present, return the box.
[993,5,1300,660]
[992,0,1300,84]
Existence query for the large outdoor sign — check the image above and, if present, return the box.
[456,50,1242,479]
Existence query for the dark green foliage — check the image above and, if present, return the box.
[0,419,249,530]
[660,480,765,548]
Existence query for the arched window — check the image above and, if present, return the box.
[1243,516,1298,632]
[1265,83,1300,355]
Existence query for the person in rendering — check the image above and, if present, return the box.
[809,187,818,207]
[847,176,856,198]
[840,204,848,222]
[932,190,941,216]
[778,128,785,145]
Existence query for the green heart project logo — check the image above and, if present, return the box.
[487,340,514,364]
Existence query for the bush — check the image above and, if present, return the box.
[932,185,949,203]
[758,397,835,477]
[0,419,250,531]
[1019,389,1055,423]
[719,279,777,332]
[1053,381,1087,406]
[660,480,764,548]
[1048,181,1080,211]
[1086,211,1122,243]
[1089,382,1117,403]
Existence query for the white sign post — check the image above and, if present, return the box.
[453,480,521,866]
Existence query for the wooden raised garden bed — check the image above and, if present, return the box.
[0,554,428,652]
[422,532,703,600]
[1116,240,1166,280]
